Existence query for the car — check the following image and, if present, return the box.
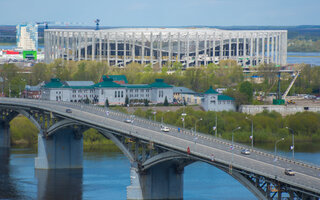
[161,126,170,132]
[65,109,72,113]
[124,119,133,123]
[241,149,251,155]
[284,168,296,176]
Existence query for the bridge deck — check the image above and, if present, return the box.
[1,98,319,196]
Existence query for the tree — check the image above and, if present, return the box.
[164,96,169,106]
[144,99,149,106]
[105,98,109,107]
[125,95,129,106]
[84,97,90,104]
[239,81,253,103]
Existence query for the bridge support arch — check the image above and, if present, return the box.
[35,127,83,169]
[127,160,184,200]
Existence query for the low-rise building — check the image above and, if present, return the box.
[201,86,236,111]
[173,87,202,105]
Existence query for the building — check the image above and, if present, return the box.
[201,86,235,111]
[16,23,38,51]
[44,28,287,67]
[23,83,43,99]
[173,87,202,105]
[40,78,173,105]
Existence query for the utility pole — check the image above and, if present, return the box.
[215,113,218,137]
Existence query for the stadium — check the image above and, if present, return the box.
[44,28,287,67]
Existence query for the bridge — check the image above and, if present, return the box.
[0,98,319,200]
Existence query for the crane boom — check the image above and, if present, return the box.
[282,70,301,100]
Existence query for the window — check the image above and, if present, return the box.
[118,91,120,97]
[115,91,117,97]
[146,89,149,92]
[121,91,123,97]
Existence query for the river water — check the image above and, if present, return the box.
[1,144,320,200]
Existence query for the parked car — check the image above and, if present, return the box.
[65,109,72,113]
[161,126,170,132]
[284,168,296,176]
[241,149,251,155]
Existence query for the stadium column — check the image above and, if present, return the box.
[124,32,127,67]
[72,32,76,61]
[85,32,88,60]
[243,35,246,59]
[115,32,118,66]
[256,36,259,65]
[132,32,136,63]
[250,33,253,66]
[104,35,107,62]
[195,32,199,66]
[281,31,287,65]
[92,32,95,61]
[177,32,181,63]
[186,33,190,68]
[271,33,275,64]
[236,33,239,64]
[262,35,265,64]
[229,34,232,59]
[168,32,172,65]
[99,32,102,62]
[66,32,69,61]
[61,32,65,62]
[141,32,145,64]
[204,32,207,66]
[78,32,81,61]
[267,33,270,64]
[159,32,162,68]
[107,33,110,65]
[275,33,278,65]
[219,33,223,61]
[150,32,153,66]
[212,32,215,64]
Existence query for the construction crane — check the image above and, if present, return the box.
[282,70,301,100]
[94,19,100,30]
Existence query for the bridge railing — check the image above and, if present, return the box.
[2,98,320,171]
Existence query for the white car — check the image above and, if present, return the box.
[124,119,133,123]
[161,126,170,132]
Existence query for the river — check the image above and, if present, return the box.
[1,143,320,200]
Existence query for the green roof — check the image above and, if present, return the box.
[149,79,173,88]
[204,86,218,94]
[94,77,125,88]
[108,75,128,84]
[218,95,234,101]
[125,84,151,89]
[43,78,67,88]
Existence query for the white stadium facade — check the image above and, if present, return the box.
[44,28,287,67]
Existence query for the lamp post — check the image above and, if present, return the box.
[246,116,254,150]
[286,127,295,159]
[161,110,170,124]
[231,127,241,165]
[195,118,202,133]
[181,112,187,130]
[274,138,284,178]
[215,113,218,137]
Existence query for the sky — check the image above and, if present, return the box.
[0,0,319,27]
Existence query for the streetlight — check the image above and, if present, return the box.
[246,116,254,150]
[161,110,170,124]
[274,138,285,161]
[274,138,284,179]
[195,118,202,133]
[231,126,241,165]
[286,127,295,159]
[181,112,187,130]
[152,111,157,121]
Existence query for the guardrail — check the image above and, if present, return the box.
[1,98,320,172]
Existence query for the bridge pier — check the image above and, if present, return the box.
[35,128,83,169]
[127,161,183,200]
[35,169,83,199]
[0,121,10,148]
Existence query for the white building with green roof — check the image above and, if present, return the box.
[41,78,174,105]
[201,86,236,111]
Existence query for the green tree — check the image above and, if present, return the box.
[105,98,109,107]
[164,96,169,106]
[239,81,253,103]
[144,99,149,106]
[125,95,129,106]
